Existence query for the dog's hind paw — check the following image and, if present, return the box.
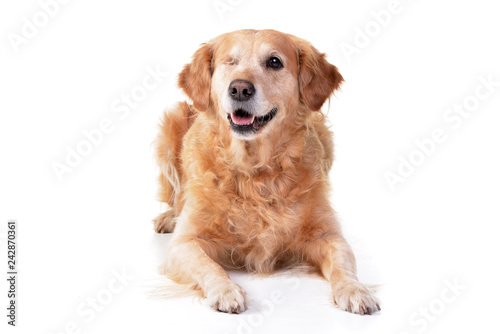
[153,209,176,233]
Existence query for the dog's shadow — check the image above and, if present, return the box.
[150,231,173,265]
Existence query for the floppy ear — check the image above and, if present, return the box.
[178,42,214,111]
[297,41,344,111]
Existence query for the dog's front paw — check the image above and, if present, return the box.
[206,280,248,314]
[333,281,380,315]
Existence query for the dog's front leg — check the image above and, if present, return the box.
[303,234,380,315]
[164,237,248,313]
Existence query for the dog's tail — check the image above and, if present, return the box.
[147,276,203,300]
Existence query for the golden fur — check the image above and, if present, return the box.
[153,29,379,315]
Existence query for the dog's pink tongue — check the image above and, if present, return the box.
[231,113,254,125]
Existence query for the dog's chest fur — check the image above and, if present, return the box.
[182,118,326,271]
[197,149,318,270]
[216,169,306,270]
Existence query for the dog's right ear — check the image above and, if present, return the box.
[178,42,214,112]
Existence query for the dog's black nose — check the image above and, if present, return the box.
[229,80,255,101]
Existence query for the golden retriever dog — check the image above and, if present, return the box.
[153,29,380,315]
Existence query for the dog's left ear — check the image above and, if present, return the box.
[296,40,344,111]
[178,42,214,111]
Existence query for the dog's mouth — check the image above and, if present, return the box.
[227,108,278,134]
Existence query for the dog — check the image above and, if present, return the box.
[153,29,380,315]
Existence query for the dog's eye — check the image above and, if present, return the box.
[267,57,283,70]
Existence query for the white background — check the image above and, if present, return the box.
[1,0,499,333]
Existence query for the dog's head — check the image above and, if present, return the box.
[179,29,343,140]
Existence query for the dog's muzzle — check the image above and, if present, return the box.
[227,108,278,135]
